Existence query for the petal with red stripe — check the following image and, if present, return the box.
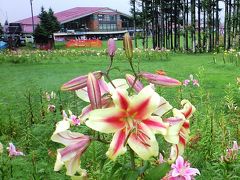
[142,116,169,135]
[86,108,126,133]
[128,85,160,120]
[128,123,159,160]
[106,129,128,160]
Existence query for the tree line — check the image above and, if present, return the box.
[130,0,240,52]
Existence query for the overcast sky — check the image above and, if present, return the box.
[0,0,131,24]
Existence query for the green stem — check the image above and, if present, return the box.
[129,147,135,170]
[103,72,116,88]
[129,61,137,77]
[106,56,114,75]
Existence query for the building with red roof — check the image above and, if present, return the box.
[15,7,132,36]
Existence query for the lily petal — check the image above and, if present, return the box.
[128,85,160,119]
[51,130,89,147]
[111,88,130,110]
[86,108,126,133]
[154,96,172,116]
[142,116,169,135]
[107,79,129,94]
[76,88,90,102]
[180,100,196,119]
[128,123,159,160]
[106,129,128,160]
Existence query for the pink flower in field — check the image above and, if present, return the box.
[168,156,200,180]
[221,140,239,162]
[192,80,199,87]
[48,104,56,112]
[183,80,190,86]
[183,75,200,87]
[158,153,166,164]
[62,110,80,126]
[69,114,81,126]
[7,143,24,157]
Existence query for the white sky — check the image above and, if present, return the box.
[0,0,131,24]
[0,0,225,25]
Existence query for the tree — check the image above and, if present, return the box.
[0,23,3,35]
[33,7,60,44]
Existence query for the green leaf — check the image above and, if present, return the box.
[144,163,171,180]
[122,170,139,180]
[110,162,123,176]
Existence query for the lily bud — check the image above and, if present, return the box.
[140,72,182,87]
[87,73,102,109]
[123,33,133,60]
[61,71,102,91]
[107,38,116,57]
[125,74,144,92]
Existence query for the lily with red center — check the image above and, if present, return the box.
[164,100,196,161]
[86,85,170,160]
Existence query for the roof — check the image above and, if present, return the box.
[16,7,130,25]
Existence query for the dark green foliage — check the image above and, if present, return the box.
[33,7,60,44]
[0,23,3,35]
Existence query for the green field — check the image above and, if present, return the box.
[0,45,239,179]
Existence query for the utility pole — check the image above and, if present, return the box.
[30,0,34,33]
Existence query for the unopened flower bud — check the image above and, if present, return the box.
[140,72,182,86]
[61,71,102,91]
[107,38,116,57]
[125,74,143,92]
[87,73,102,109]
[123,33,133,60]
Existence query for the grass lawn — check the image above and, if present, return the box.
[0,47,239,179]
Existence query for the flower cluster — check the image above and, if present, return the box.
[221,141,239,162]
[183,74,199,87]
[0,142,24,157]
[50,34,198,178]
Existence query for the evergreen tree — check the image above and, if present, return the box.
[0,23,3,35]
[33,7,60,44]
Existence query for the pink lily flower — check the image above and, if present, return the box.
[86,85,170,160]
[62,110,80,126]
[192,79,199,87]
[107,38,116,57]
[158,153,166,164]
[169,156,200,179]
[7,143,24,157]
[51,121,90,176]
[140,72,182,87]
[221,140,239,162]
[183,80,190,86]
